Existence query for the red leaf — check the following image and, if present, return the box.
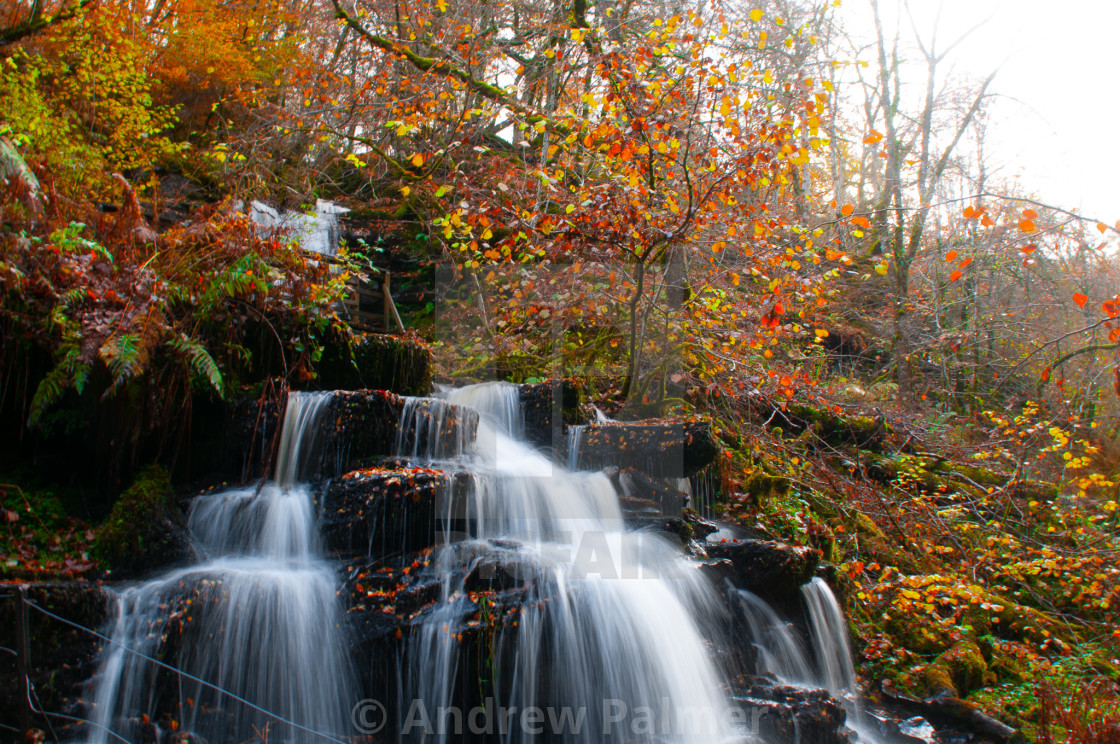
[1072,292,1088,307]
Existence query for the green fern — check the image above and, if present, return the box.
[29,343,89,425]
[99,333,142,391]
[170,333,224,397]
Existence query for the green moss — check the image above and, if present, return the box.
[936,641,992,696]
[93,465,189,575]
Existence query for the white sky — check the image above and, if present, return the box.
[837,0,1120,224]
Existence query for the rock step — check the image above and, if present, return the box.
[209,390,478,486]
[571,420,720,478]
[321,465,474,559]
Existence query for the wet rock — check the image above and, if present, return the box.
[572,420,719,478]
[518,379,587,453]
[733,686,848,744]
[216,390,478,485]
[0,583,111,737]
[703,539,819,598]
[94,465,197,578]
[316,333,432,396]
[321,466,474,559]
[616,467,688,515]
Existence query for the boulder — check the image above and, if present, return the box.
[93,465,197,578]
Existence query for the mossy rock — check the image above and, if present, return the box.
[749,399,890,451]
[929,641,992,697]
[93,465,196,578]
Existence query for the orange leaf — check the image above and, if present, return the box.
[1018,219,1036,232]
[1021,243,1036,254]
[851,215,870,229]
[949,270,962,282]
[411,153,425,167]
[841,204,854,217]
[1072,292,1088,307]
[1021,208,1038,220]
[780,375,792,387]
[959,257,973,269]
[945,250,958,261]
[1103,300,1119,318]
[962,206,977,219]
[981,215,995,227]
[863,130,884,145]
[1097,222,1108,234]
[1041,367,1051,383]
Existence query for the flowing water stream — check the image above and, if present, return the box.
[399,382,734,744]
[78,382,893,744]
[82,392,355,744]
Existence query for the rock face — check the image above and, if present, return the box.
[518,379,586,452]
[0,583,110,738]
[322,466,473,560]
[704,539,820,598]
[316,333,432,397]
[205,390,479,486]
[572,420,720,478]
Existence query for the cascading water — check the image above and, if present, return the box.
[397,382,738,743]
[736,577,885,744]
[80,392,356,744]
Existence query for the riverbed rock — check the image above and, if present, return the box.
[571,420,719,478]
[734,686,849,744]
[213,390,479,485]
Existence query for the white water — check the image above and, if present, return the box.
[401,382,738,744]
[737,577,885,743]
[81,392,356,744]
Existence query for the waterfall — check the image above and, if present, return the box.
[398,382,735,743]
[802,577,860,704]
[566,423,585,471]
[736,577,886,744]
[80,392,356,744]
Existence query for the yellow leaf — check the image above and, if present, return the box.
[750,8,764,21]
[411,153,424,167]
[565,204,576,214]
[814,329,829,338]
[400,186,411,197]
[874,262,888,275]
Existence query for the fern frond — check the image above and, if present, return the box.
[171,333,224,397]
[29,344,88,425]
[99,333,141,384]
